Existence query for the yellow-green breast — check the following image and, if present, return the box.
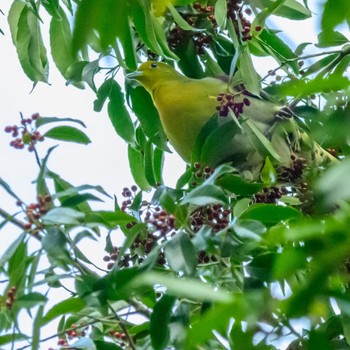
[151,77,227,161]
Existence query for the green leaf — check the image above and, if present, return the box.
[41,0,61,18]
[234,220,266,241]
[239,47,260,95]
[42,297,85,325]
[36,146,57,196]
[216,174,263,196]
[185,302,236,350]
[53,184,110,200]
[317,30,349,48]
[273,74,350,97]
[153,147,164,185]
[61,193,103,207]
[181,184,228,206]
[144,140,157,187]
[8,0,26,45]
[16,292,47,308]
[72,0,126,52]
[32,305,44,350]
[36,116,86,128]
[168,4,203,31]
[128,86,168,151]
[8,240,27,287]
[81,59,99,91]
[150,295,175,350]
[303,54,338,77]
[42,207,85,225]
[151,11,179,60]
[50,7,80,79]
[44,126,91,144]
[128,145,151,191]
[96,79,135,144]
[0,233,25,268]
[214,0,227,29]
[250,0,311,20]
[85,210,136,228]
[258,29,299,73]
[260,157,277,185]
[273,248,307,279]
[131,0,177,59]
[243,120,281,161]
[130,272,231,303]
[251,0,288,29]
[42,227,71,269]
[317,158,350,206]
[200,119,239,167]
[240,203,302,225]
[0,333,29,346]
[164,232,197,276]
[94,341,123,350]
[65,61,89,86]
[131,0,164,56]
[15,5,49,83]
[321,0,350,33]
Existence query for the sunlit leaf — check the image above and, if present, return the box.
[44,126,91,144]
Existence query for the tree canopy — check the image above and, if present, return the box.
[1,0,350,349]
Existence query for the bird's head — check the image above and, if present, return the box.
[126,61,184,92]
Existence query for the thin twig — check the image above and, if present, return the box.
[0,207,27,231]
[108,302,137,350]
[260,48,350,82]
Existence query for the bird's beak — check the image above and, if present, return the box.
[126,70,143,80]
[125,70,143,88]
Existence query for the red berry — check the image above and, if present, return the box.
[24,222,32,230]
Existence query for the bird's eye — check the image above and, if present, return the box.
[150,62,158,69]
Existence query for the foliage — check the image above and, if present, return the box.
[1,0,350,349]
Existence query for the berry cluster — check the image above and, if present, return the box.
[227,0,256,42]
[254,186,287,204]
[105,187,177,270]
[216,92,251,117]
[297,182,315,214]
[193,32,211,55]
[168,24,211,55]
[198,250,218,264]
[108,330,127,346]
[4,113,44,152]
[18,195,52,231]
[120,186,138,211]
[66,323,86,339]
[168,26,187,50]
[57,338,69,347]
[145,209,176,236]
[193,3,217,27]
[192,162,214,187]
[326,148,337,157]
[278,155,306,183]
[5,286,17,310]
[167,3,216,55]
[191,204,231,233]
[131,232,167,265]
[104,246,131,270]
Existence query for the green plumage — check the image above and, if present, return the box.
[127,61,335,179]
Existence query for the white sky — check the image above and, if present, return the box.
[0,0,338,348]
